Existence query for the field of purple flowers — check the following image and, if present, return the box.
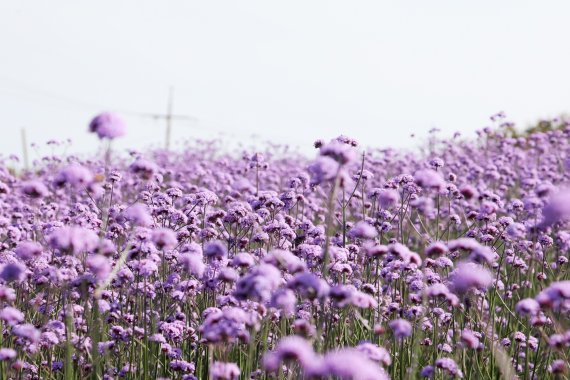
[0,112,569,379]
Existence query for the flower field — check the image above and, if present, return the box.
[0,113,569,379]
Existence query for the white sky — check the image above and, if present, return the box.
[1,1,569,161]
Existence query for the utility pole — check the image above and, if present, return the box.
[142,87,196,150]
[123,87,198,150]
[21,128,29,171]
[165,87,173,150]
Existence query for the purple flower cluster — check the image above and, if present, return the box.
[0,115,569,379]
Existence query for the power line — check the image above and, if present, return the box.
[0,79,198,127]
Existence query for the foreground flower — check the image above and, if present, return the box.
[448,262,493,295]
[309,348,390,380]
[389,319,413,339]
[535,281,570,309]
[263,336,317,372]
[89,112,127,139]
[210,361,240,380]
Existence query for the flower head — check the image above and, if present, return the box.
[89,112,126,139]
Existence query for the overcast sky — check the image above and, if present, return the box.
[1,1,569,161]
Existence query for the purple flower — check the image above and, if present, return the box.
[425,241,448,257]
[460,329,480,349]
[14,241,43,261]
[319,140,357,165]
[263,336,317,372]
[199,307,254,345]
[89,112,127,139]
[373,188,400,209]
[86,254,112,281]
[0,263,27,283]
[204,240,228,260]
[270,288,297,315]
[356,342,391,366]
[122,203,153,227]
[54,164,94,188]
[230,252,255,268]
[348,221,377,240]
[535,281,570,309]
[169,359,195,373]
[550,359,568,374]
[449,262,493,295]
[20,180,49,198]
[0,307,24,326]
[48,226,99,255]
[151,228,178,250]
[0,348,16,361]
[435,357,463,378]
[515,298,540,316]
[541,188,570,226]
[129,158,158,180]
[308,156,340,185]
[234,264,281,302]
[178,254,205,278]
[288,272,330,300]
[210,362,240,380]
[414,169,446,190]
[310,348,389,380]
[421,365,434,378]
[389,319,412,339]
[12,323,40,343]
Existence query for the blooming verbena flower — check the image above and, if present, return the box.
[86,254,111,281]
[263,249,306,273]
[460,329,480,349]
[389,319,412,339]
[448,262,493,295]
[308,348,389,380]
[541,188,570,226]
[122,203,153,227]
[319,140,357,165]
[234,264,281,302]
[425,283,459,306]
[535,281,570,310]
[169,359,195,373]
[550,359,568,374]
[355,342,391,366]
[178,254,205,278]
[151,228,178,250]
[12,324,40,343]
[288,272,330,300]
[89,112,126,140]
[231,252,255,268]
[515,298,540,316]
[48,226,99,255]
[425,241,448,257]
[373,188,400,209]
[0,307,24,326]
[20,180,49,199]
[0,263,27,283]
[420,365,434,378]
[308,156,340,185]
[270,288,297,315]
[204,240,228,260]
[0,348,16,361]
[414,169,446,191]
[435,357,463,378]
[348,221,377,240]
[54,164,94,188]
[263,335,317,373]
[199,307,256,345]
[14,241,43,261]
[129,158,158,180]
[210,362,240,380]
